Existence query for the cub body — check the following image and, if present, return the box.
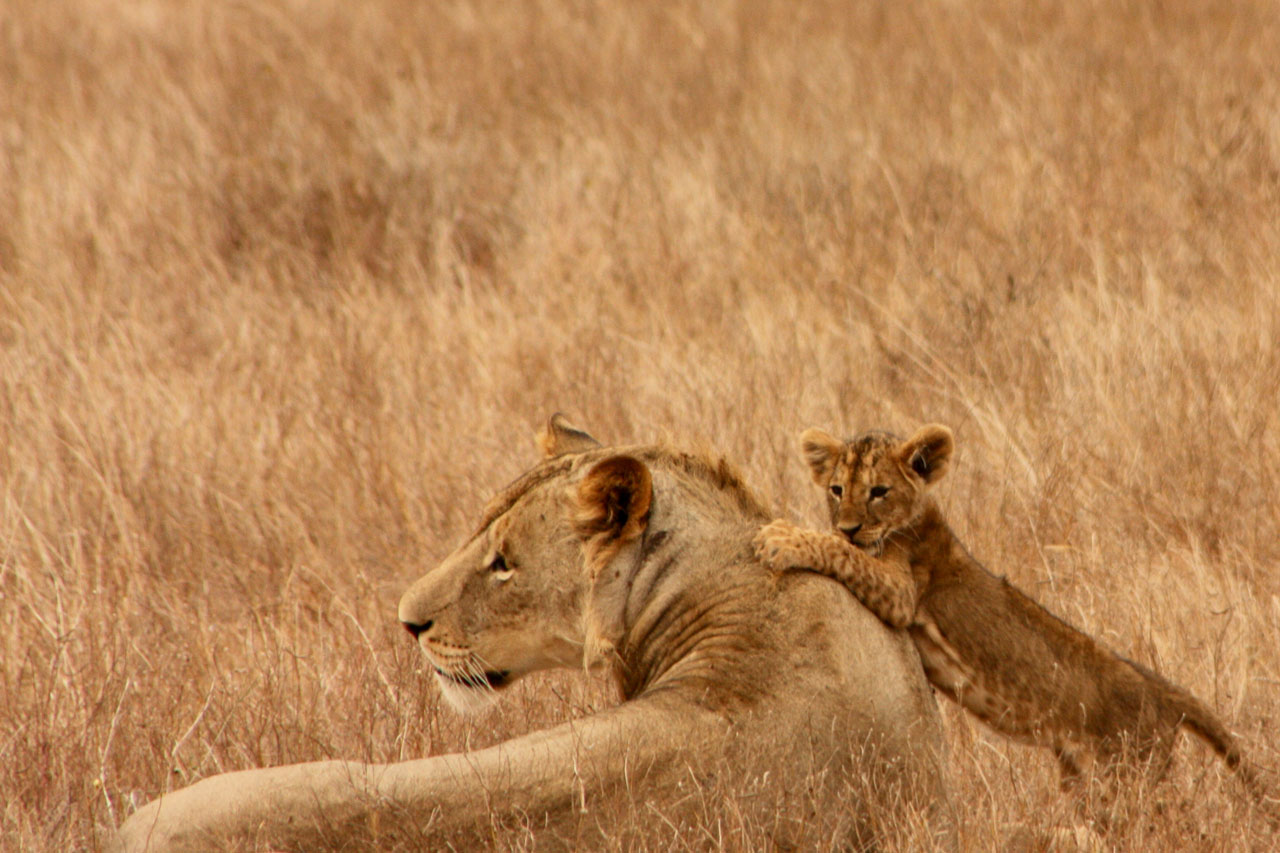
[756,424,1260,791]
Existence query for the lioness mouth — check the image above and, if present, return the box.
[435,668,509,689]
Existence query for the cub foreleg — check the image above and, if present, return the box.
[754,520,917,629]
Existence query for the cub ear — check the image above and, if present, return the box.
[896,424,954,484]
[573,455,652,545]
[799,428,845,485]
[536,412,601,458]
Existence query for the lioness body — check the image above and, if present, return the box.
[756,425,1257,788]
[115,417,951,852]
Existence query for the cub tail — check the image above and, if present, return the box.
[1132,660,1280,825]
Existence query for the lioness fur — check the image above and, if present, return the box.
[755,423,1274,811]
[114,416,952,852]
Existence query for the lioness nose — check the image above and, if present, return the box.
[840,524,862,539]
[402,619,433,639]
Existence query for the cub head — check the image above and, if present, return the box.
[397,414,654,712]
[799,423,953,550]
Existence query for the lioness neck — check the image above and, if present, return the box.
[615,523,770,709]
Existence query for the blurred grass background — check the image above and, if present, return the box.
[2,0,1278,848]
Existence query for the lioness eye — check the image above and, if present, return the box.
[830,485,843,498]
[869,485,890,499]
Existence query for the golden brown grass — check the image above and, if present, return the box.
[2,0,1279,849]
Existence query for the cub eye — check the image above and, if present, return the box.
[489,553,514,581]
[829,484,843,498]
[869,485,890,499]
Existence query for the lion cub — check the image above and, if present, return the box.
[755,424,1264,796]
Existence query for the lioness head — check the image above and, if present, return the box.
[799,424,954,549]
[397,415,654,712]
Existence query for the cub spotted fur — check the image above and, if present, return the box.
[755,424,1271,803]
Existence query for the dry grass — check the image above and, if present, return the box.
[2,0,1279,849]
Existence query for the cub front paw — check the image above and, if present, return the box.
[752,520,810,571]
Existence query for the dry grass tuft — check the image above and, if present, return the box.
[2,0,1278,849]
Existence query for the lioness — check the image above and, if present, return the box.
[754,424,1272,805]
[114,416,951,852]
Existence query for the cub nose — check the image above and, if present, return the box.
[839,524,862,540]
[402,619,433,639]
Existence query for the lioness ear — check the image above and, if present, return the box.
[574,455,652,545]
[536,412,601,458]
[897,424,954,484]
[799,428,844,485]
[573,455,653,676]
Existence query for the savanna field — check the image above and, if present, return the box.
[3,0,1280,849]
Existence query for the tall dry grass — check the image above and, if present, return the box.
[2,0,1279,848]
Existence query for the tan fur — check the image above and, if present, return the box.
[757,424,1275,812]
[537,411,602,458]
[115,420,952,852]
[573,454,653,666]
[573,454,653,567]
